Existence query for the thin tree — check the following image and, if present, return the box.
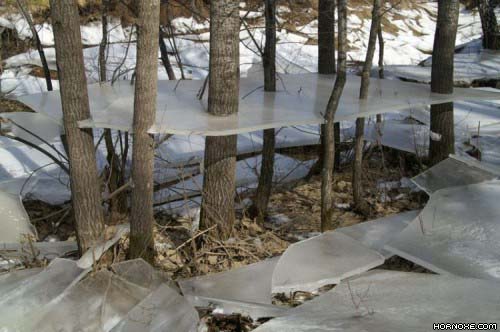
[352,0,381,215]
[17,0,52,91]
[250,0,276,223]
[199,1,240,240]
[429,0,459,165]
[321,0,347,232]
[478,0,499,50]
[49,0,105,253]
[129,0,161,262]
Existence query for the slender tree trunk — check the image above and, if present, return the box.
[479,0,500,50]
[129,0,160,262]
[199,1,240,240]
[309,0,337,177]
[50,0,104,253]
[159,28,176,80]
[318,0,336,74]
[98,0,126,220]
[251,0,276,223]
[352,0,381,215]
[429,0,459,165]
[17,0,52,91]
[321,0,347,232]
[376,20,384,123]
[99,0,108,82]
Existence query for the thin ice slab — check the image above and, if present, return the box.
[0,190,34,243]
[111,258,178,292]
[412,155,499,194]
[255,270,500,332]
[179,258,286,318]
[0,111,63,147]
[15,74,500,136]
[337,210,419,258]
[29,270,150,332]
[0,241,77,262]
[0,258,89,330]
[0,267,42,294]
[271,232,384,294]
[385,180,500,281]
[111,284,199,332]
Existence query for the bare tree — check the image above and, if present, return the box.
[352,0,381,215]
[250,0,276,223]
[129,0,161,262]
[478,0,499,49]
[321,0,347,232]
[199,1,240,240]
[49,0,105,253]
[16,0,52,91]
[429,0,459,165]
[159,28,176,80]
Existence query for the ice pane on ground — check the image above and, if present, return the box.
[77,224,130,269]
[0,267,42,294]
[412,156,499,194]
[111,258,178,292]
[111,284,199,332]
[15,74,500,136]
[385,180,500,281]
[271,232,385,293]
[255,270,500,332]
[179,258,285,319]
[337,210,419,258]
[0,190,34,243]
[0,241,77,262]
[0,258,89,329]
[180,258,279,305]
[29,270,150,332]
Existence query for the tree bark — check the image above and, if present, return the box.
[321,0,347,232]
[479,0,500,50]
[50,0,104,253]
[429,0,459,165]
[376,20,384,123]
[17,0,52,91]
[251,0,276,223]
[129,0,160,262]
[99,0,108,82]
[353,0,381,215]
[199,0,240,240]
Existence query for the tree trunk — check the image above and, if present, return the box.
[199,1,240,240]
[99,0,108,82]
[429,0,459,165]
[318,0,336,74]
[309,0,337,177]
[17,0,52,91]
[353,0,381,215]
[50,0,104,253]
[479,0,500,50]
[159,28,176,80]
[129,0,160,262]
[251,0,276,223]
[376,20,384,123]
[321,0,347,232]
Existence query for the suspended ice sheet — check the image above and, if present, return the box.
[271,232,385,294]
[0,112,63,147]
[337,210,420,258]
[255,270,500,332]
[385,180,500,281]
[111,284,199,332]
[364,120,429,155]
[412,155,499,194]
[15,74,500,136]
[0,190,35,243]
